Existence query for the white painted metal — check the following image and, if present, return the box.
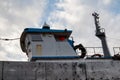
[25,33,76,61]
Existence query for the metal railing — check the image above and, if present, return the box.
[77,47,103,57]
[113,47,120,55]
[77,47,120,57]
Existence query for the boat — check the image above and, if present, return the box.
[0,12,120,80]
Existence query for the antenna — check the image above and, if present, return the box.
[42,22,50,29]
[92,12,111,58]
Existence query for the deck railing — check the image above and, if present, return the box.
[77,47,120,57]
[113,47,120,55]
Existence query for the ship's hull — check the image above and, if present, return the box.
[1,59,120,80]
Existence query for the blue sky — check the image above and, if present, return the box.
[108,0,120,14]
[41,0,57,22]
[0,0,120,61]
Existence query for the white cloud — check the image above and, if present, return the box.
[0,0,120,61]
[48,0,120,56]
[0,0,47,61]
[102,0,112,5]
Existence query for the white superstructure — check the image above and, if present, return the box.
[20,23,78,61]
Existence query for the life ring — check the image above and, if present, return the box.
[74,44,87,58]
[91,54,102,58]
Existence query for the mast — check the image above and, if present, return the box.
[92,12,111,58]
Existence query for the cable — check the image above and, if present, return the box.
[0,38,20,41]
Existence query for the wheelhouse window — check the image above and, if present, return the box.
[31,34,43,41]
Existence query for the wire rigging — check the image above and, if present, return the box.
[0,38,20,41]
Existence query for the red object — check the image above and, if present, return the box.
[59,36,65,41]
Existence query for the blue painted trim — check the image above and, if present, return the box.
[68,39,74,48]
[32,56,80,59]
[24,28,72,33]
